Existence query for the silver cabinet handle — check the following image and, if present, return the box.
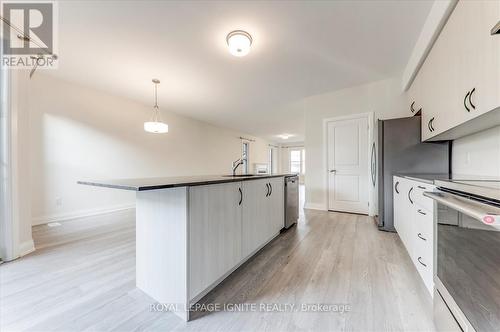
[417,185,426,189]
[329,169,336,173]
[417,257,427,267]
[417,233,426,241]
[417,209,426,215]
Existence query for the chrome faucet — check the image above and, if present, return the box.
[232,158,245,176]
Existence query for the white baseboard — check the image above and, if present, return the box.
[19,239,35,257]
[32,204,135,226]
[304,202,327,211]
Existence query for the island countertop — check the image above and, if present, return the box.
[78,173,298,191]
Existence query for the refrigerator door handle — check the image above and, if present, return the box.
[370,142,376,187]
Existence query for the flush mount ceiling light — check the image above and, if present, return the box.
[144,79,169,134]
[278,134,292,140]
[226,30,252,57]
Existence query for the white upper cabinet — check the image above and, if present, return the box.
[457,0,500,118]
[406,65,424,117]
[411,0,500,141]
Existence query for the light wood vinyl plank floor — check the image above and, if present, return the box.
[0,197,435,332]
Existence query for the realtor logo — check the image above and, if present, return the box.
[1,1,58,71]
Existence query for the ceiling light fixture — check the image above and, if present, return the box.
[226,30,252,57]
[144,79,169,134]
[278,134,292,140]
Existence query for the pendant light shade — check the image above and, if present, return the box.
[144,79,168,134]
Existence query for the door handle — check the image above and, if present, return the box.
[395,181,400,194]
[410,101,416,113]
[269,183,272,196]
[329,169,337,173]
[265,183,269,197]
[417,185,426,189]
[371,143,376,187]
[417,209,426,215]
[408,187,414,204]
[417,233,427,241]
[238,187,242,205]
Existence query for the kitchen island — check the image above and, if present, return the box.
[78,174,293,321]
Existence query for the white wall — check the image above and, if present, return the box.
[452,126,500,177]
[28,73,272,225]
[303,77,407,210]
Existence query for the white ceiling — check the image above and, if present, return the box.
[50,0,433,143]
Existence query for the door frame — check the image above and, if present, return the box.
[0,58,18,261]
[323,112,375,215]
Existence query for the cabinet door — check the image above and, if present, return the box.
[393,177,405,240]
[419,0,500,141]
[457,0,500,119]
[414,206,434,295]
[189,182,242,299]
[394,178,415,257]
[404,181,417,259]
[241,179,269,259]
[407,67,423,117]
[419,11,462,141]
[268,177,284,235]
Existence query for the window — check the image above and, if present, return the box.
[290,148,305,174]
[242,142,249,174]
[268,148,273,174]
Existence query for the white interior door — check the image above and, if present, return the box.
[327,116,369,214]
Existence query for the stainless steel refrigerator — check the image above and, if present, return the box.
[375,116,450,231]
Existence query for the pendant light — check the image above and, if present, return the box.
[144,79,169,134]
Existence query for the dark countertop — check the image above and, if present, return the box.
[78,173,298,191]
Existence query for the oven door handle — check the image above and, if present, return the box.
[424,191,500,226]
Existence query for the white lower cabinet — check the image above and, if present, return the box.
[189,182,243,299]
[268,177,285,239]
[242,178,284,259]
[393,176,435,296]
[189,177,284,301]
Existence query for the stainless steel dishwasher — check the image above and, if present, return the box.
[284,175,299,229]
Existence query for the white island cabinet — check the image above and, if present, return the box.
[189,177,283,302]
[79,174,288,321]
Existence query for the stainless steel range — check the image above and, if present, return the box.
[425,179,500,332]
